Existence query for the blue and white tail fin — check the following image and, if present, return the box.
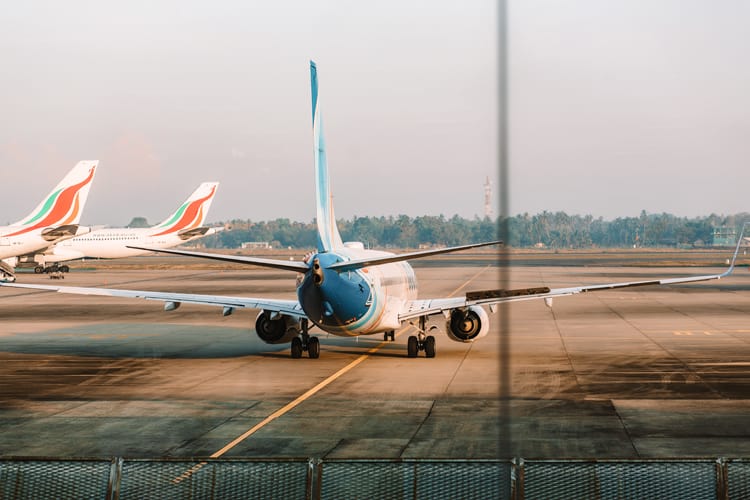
[311,61,344,253]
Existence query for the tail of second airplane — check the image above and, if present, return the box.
[149,182,219,237]
[6,160,98,236]
[311,61,345,253]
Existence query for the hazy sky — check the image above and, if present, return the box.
[2,2,749,227]
[510,1,750,218]
[0,1,495,226]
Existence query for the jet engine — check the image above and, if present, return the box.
[254,310,300,344]
[446,306,489,342]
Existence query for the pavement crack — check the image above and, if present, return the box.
[400,400,435,458]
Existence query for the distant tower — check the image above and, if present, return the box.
[483,176,494,218]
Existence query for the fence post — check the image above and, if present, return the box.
[514,458,524,500]
[106,457,123,500]
[308,457,322,500]
[716,457,728,500]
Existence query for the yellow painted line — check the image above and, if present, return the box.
[449,265,490,297]
[210,340,391,458]
[173,264,489,482]
[172,332,406,482]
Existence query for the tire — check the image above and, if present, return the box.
[383,332,389,341]
[60,265,70,273]
[424,336,436,358]
[34,266,44,274]
[291,337,303,358]
[308,337,320,359]
[407,336,419,358]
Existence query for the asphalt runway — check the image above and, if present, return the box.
[1,254,750,459]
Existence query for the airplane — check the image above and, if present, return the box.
[13,182,221,274]
[0,63,744,359]
[0,160,99,282]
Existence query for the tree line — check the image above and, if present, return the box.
[196,211,750,249]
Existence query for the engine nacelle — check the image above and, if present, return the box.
[254,310,300,344]
[446,306,489,342]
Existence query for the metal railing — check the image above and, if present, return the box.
[1,457,748,499]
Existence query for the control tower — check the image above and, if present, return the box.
[483,176,494,218]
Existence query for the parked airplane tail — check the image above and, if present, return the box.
[150,182,219,236]
[311,61,345,253]
[7,160,98,234]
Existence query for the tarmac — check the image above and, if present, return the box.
[1,253,749,459]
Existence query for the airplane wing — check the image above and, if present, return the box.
[401,227,746,322]
[399,268,732,321]
[0,282,306,319]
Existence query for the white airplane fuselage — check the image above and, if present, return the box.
[297,245,418,336]
[0,227,69,260]
[43,228,214,262]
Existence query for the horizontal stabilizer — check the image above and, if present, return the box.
[41,224,80,241]
[325,240,502,272]
[177,226,212,240]
[125,246,309,272]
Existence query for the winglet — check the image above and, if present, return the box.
[720,222,747,277]
[310,60,344,252]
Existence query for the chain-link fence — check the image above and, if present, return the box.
[2,457,749,499]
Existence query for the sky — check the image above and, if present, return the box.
[510,1,750,219]
[0,1,496,226]
[2,2,749,227]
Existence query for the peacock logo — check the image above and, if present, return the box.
[4,166,96,237]
[150,185,216,236]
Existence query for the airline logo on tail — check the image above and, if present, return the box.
[4,162,98,237]
[150,183,218,237]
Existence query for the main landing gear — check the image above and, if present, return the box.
[34,264,70,274]
[407,317,436,358]
[291,319,320,359]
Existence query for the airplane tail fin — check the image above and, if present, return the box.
[150,182,219,236]
[311,61,344,252]
[8,160,98,233]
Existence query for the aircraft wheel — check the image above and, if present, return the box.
[60,265,70,273]
[308,337,320,359]
[407,336,419,358]
[291,337,303,358]
[424,336,436,358]
[34,266,44,274]
[383,332,389,341]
